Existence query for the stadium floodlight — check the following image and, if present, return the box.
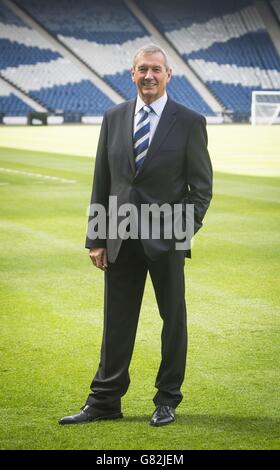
[251,91,280,125]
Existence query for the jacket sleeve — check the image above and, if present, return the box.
[184,116,213,235]
[85,112,111,249]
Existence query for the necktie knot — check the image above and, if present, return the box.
[143,105,153,114]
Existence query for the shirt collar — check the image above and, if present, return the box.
[135,92,168,116]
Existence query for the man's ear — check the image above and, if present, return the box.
[167,68,172,83]
[131,67,135,83]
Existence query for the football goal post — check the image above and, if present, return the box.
[251,91,280,125]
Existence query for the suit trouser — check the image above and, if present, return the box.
[86,238,187,412]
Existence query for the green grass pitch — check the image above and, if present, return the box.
[0,125,279,450]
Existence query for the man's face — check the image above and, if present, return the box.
[131,52,172,104]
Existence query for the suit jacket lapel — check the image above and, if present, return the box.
[136,98,177,177]
[123,99,136,174]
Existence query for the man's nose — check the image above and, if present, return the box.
[144,69,153,79]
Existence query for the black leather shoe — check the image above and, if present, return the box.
[58,405,123,425]
[150,405,175,426]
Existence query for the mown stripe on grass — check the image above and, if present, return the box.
[0,167,76,184]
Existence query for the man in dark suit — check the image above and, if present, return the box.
[59,44,212,427]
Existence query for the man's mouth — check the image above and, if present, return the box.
[142,82,157,87]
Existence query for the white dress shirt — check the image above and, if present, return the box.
[134,92,168,143]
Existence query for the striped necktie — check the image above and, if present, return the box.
[133,105,153,171]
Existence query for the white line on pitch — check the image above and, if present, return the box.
[0,168,76,183]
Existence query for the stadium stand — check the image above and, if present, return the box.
[0,0,279,122]
[137,0,280,121]
[0,0,115,117]
[15,0,215,116]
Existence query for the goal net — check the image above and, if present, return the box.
[251,91,280,125]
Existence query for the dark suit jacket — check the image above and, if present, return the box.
[85,97,212,263]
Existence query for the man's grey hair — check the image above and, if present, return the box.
[132,44,170,70]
